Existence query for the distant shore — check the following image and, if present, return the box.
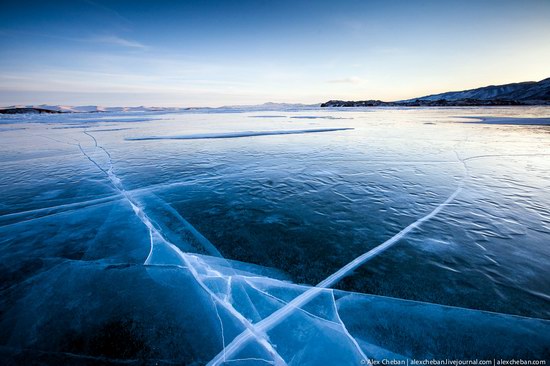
[320,99,550,107]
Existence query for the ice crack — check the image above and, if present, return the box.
[75,131,287,366]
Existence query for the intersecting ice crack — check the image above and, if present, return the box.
[206,149,469,365]
[208,128,548,364]
[242,278,341,327]
[240,277,373,361]
[74,130,288,366]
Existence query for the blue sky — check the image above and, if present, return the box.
[1,0,549,107]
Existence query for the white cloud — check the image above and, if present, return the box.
[90,35,147,49]
[326,76,366,84]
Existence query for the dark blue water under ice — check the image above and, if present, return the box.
[0,107,549,365]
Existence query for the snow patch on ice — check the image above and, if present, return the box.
[290,116,353,120]
[458,116,550,125]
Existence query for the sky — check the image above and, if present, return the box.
[1,0,549,107]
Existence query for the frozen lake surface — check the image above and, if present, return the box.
[1,107,549,364]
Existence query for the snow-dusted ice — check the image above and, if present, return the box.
[1,107,549,364]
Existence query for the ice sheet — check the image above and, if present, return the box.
[1,107,549,364]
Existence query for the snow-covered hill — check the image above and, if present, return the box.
[406,77,550,103]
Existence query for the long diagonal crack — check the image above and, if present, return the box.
[209,129,550,364]
[206,152,469,365]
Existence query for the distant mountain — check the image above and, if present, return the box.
[406,77,550,103]
[215,102,318,111]
[321,77,550,107]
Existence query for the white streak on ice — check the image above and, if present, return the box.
[290,116,353,120]
[125,128,354,141]
[330,289,370,362]
[212,295,227,363]
[0,195,121,228]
